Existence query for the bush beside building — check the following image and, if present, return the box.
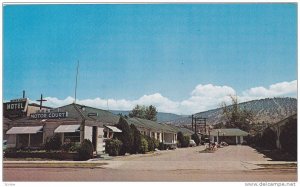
[105,139,123,156]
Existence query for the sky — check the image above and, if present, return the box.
[3,4,297,115]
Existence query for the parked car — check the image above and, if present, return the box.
[3,140,7,157]
[189,140,196,147]
[3,140,7,151]
[220,141,228,146]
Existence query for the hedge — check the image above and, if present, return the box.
[105,139,123,156]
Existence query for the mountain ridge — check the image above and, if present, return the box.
[168,97,297,126]
[110,97,297,126]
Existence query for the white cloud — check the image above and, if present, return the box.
[41,80,297,115]
[179,84,236,114]
[242,80,297,99]
[191,84,236,97]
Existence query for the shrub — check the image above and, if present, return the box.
[140,138,148,154]
[78,139,94,161]
[61,142,80,152]
[70,143,81,152]
[145,136,154,151]
[181,135,190,148]
[44,134,62,151]
[177,132,190,148]
[191,133,200,146]
[158,142,166,150]
[153,139,159,148]
[115,116,133,155]
[143,135,159,151]
[105,139,123,156]
[61,142,75,152]
[261,128,276,150]
[5,147,16,153]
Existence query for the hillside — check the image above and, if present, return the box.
[168,97,297,126]
[110,110,187,122]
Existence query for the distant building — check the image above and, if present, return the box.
[210,128,249,145]
[126,118,178,144]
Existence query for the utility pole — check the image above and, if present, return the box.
[191,115,194,132]
[37,94,47,110]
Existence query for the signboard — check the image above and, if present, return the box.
[4,99,28,111]
[3,98,29,118]
[11,98,28,102]
[88,113,98,117]
[30,112,68,119]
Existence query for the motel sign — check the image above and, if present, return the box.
[3,98,29,118]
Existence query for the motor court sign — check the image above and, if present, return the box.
[30,112,68,119]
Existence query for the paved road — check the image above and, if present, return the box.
[3,146,297,181]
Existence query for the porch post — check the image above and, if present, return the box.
[235,136,238,144]
[61,133,64,144]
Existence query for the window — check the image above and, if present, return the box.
[17,134,29,148]
[64,132,80,142]
[104,131,108,138]
[30,133,43,147]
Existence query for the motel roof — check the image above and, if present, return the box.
[177,127,195,136]
[210,128,249,137]
[9,103,120,128]
[126,117,196,134]
[166,125,195,136]
[126,117,177,133]
[269,113,297,129]
[52,103,120,125]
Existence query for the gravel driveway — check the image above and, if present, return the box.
[3,145,297,181]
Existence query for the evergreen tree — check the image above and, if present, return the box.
[191,133,200,146]
[129,105,145,118]
[177,131,184,147]
[115,116,133,155]
[145,105,157,121]
[129,105,158,121]
[130,124,142,154]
